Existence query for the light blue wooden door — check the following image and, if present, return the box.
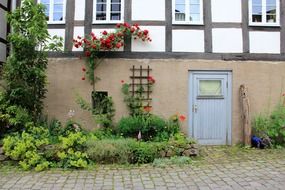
[189,71,232,145]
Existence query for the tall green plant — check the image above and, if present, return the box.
[3,0,62,119]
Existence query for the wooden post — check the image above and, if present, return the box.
[240,84,251,146]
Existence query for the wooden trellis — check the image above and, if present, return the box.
[129,65,152,107]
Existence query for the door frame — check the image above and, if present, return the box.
[188,70,232,145]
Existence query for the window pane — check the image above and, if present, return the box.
[175,13,185,21]
[111,4,121,11]
[53,12,63,21]
[54,4,63,12]
[111,0,121,2]
[54,0,63,4]
[111,13,121,20]
[175,5,185,13]
[96,12,106,20]
[190,5,200,14]
[252,6,262,14]
[190,0,200,4]
[266,0,276,6]
[252,15,262,22]
[199,80,222,96]
[252,0,262,5]
[42,0,50,4]
[266,6,276,14]
[190,14,200,21]
[97,4,106,11]
[176,0,185,4]
[97,0,107,2]
[266,14,276,22]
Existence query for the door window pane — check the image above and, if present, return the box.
[199,80,222,96]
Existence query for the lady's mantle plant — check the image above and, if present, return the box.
[73,23,152,91]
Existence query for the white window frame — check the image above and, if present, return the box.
[93,0,124,24]
[172,0,203,25]
[249,0,280,26]
[38,0,66,24]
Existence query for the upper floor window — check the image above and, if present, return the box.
[39,0,65,24]
[249,0,280,26]
[93,0,124,23]
[172,0,203,25]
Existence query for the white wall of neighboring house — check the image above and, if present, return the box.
[48,29,65,50]
[74,0,85,21]
[172,30,204,52]
[249,32,281,54]
[211,0,242,23]
[131,26,165,52]
[132,0,165,21]
[212,28,243,53]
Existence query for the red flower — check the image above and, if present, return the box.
[74,44,79,48]
[82,68,86,72]
[81,77,85,81]
[90,32,95,36]
[85,51,91,57]
[77,36,81,39]
[147,76,155,84]
[130,27,135,33]
[143,30,149,35]
[92,44,97,49]
[123,22,130,28]
[116,43,121,49]
[116,23,121,28]
[283,93,285,96]
[121,80,125,84]
[102,30,108,35]
[143,106,152,112]
[179,115,186,122]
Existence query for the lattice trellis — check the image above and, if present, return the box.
[129,65,153,107]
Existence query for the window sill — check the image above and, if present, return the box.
[249,23,280,27]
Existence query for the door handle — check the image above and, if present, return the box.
[192,105,198,113]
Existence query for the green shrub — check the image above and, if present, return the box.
[117,114,181,141]
[253,105,285,146]
[131,142,161,164]
[3,122,51,171]
[56,132,89,168]
[86,138,136,164]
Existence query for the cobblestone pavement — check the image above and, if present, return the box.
[0,146,285,190]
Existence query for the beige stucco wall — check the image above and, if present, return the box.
[45,58,285,144]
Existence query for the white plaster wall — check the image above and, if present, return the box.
[211,0,241,23]
[91,28,124,51]
[0,43,6,62]
[212,28,243,53]
[73,27,84,51]
[172,30,204,52]
[74,0,85,21]
[0,9,7,40]
[131,26,165,52]
[48,29,65,50]
[249,32,280,54]
[132,0,165,21]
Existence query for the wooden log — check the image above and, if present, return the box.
[240,84,251,146]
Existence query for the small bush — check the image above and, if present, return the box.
[3,122,51,171]
[86,138,136,164]
[253,105,285,146]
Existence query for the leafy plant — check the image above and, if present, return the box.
[76,93,115,128]
[56,132,89,168]
[253,105,285,146]
[3,122,51,171]
[3,0,62,119]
